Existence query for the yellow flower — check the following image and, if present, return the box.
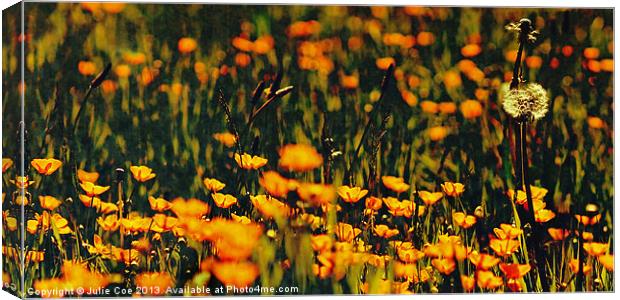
[171,197,211,218]
[250,195,289,219]
[31,158,63,175]
[431,258,456,275]
[79,194,101,208]
[381,176,410,193]
[151,214,178,232]
[11,176,35,189]
[234,153,268,170]
[441,182,465,197]
[493,224,522,240]
[460,100,483,119]
[212,193,238,208]
[259,171,298,198]
[2,158,13,172]
[583,242,608,257]
[39,195,62,210]
[534,209,556,223]
[476,270,503,289]
[130,165,156,182]
[547,228,570,241]
[336,186,368,203]
[507,185,548,205]
[278,144,323,172]
[203,178,226,193]
[598,254,614,271]
[575,214,602,226]
[148,196,173,212]
[231,213,252,225]
[334,222,361,242]
[97,214,120,231]
[468,251,500,270]
[79,182,110,197]
[489,238,520,257]
[418,191,443,206]
[452,212,477,229]
[5,216,18,231]
[374,224,399,239]
[310,234,333,252]
[77,169,99,183]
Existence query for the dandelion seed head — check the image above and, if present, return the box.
[502,83,549,121]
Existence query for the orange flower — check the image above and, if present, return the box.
[583,242,608,257]
[507,185,548,205]
[213,132,237,147]
[297,183,336,206]
[171,197,211,219]
[287,20,321,38]
[31,158,62,175]
[365,196,383,210]
[234,153,268,170]
[85,234,113,258]
[420,101,439,114]
[461,44,481,57]
[77,169,99,183]
[400,90,418,107]
[278,144,323,172]
[101,3,125,14]
[335,222,361,242]
[148,196,173,212]
[259,171,297,198]
[461,276,475,292]
[337,186,368,203]
[381,176,410,193]
[489,238,520,257]
[134,273,173,295]
[203,177,226,193]
[232,36,254,52]
[341,75,359,89]
[234,53,251,68]
[493,224,522,240]
[39,195,62,210]
[569,259,592,275]
[78,61,97,76]
[112,247,140,265]
[428,126,449,141]
[79,182,110,197]
[5,217,17,231]
[130,165,156,182]
[397,247,425,264]
[79,194,102,209]
[2,158,12,172]
[431,258,456,275]
[178,37,198,54]
[123,51,146,65]
[114,64,131,78]
[587,116,606,129]
[101,80,117,94]
[97,214,120,231]
[460,100,483,119]
[535,209,556,223]
[438,102,456,114]
[212,193,238,209]
[468,251,500,270]
[416,31,435,46]
[441,182,464,197]
[443,70,462,89]
[211,260,259,288]
[476,270,503,289]
[574,214,602,226]
[598,254,614,271]
[499,263,531,279]
[600,59,613,72]
[203,218,262,260]
[376,57,395,70]
[452,212,477,229]
[418,191,443,206]
[374,224,399,239]
[250,195,289,219]
[151,214,178,232]
[583,47,600,59]
[547,228,570,241]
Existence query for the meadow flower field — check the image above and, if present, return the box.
[1,3,614,296]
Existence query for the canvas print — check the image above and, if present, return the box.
[1,1,614,297]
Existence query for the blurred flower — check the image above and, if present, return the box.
[297,183,336,206]
[401,90,418,107]
[278,144,323,172]
[535,209,555,223]
[171,197,211,219]
[253,35,274,54]
[259,171,298,198]
[347,36,363,51]
[231,213,252,225]
[499,263,531,279]
[461,44,481,57]
[101,3,125,14]
[502,83,549,121]
[77,169,99,183]
[79,182,110,197]
[569,259,592,275]
[203,177,226,193]
[287,20,321,38]
[178,37,198,54]
[130,165,156,182]
[148,196,173,212]
[438,102,456,114]
[418,191,443,206]
[39,195,61,210]
[600,59,613,72]
[460,100,483,119]
[78,61,97,76]
[468,251,500,270]
[234,153,268,170]
[134,273,173,295]
[583,47,600,59]
[461,276,475,292]
[2,158,12,172]
[114,64,131,78]
[232,36,254,52]
[311,234,333,252]
[250,195,289,219]
[452,212,476,229]
[598,254,614,271]
[416,31,435,46]
[31,158,62,175]
[432,258,456,275]
[443,70,462,89]
[561,45,574,57]
[151,214,179,232]
[587,116,606,129]
[335,222,361,242]
[235,53,251,68]
[341,74,359,89]
[213,132,237,147]
[476,270,503,289]
[337,186,368,203]
[583,242,608,257]
[574,214,602,226]
[376,57,395,70]
[212,193,238,209]
[428,125,449,141]
[441,182,465,197]
[212,260,259,288]
[526,56,543,69]
[381,176,410,193]
[397,247,425,264]
[420,101,439,114]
